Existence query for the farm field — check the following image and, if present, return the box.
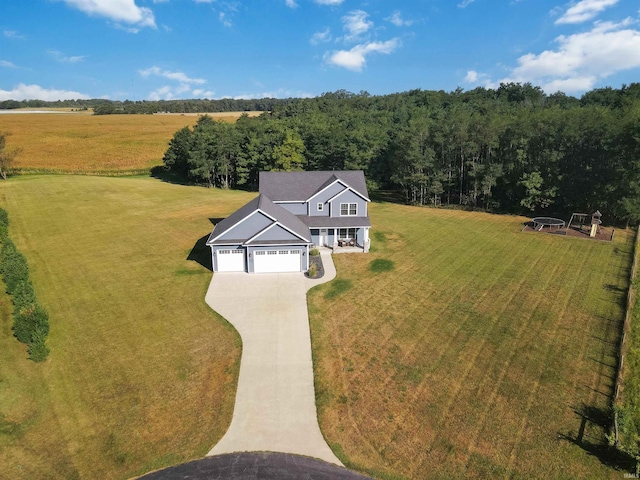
[0,112,258,173]
[308,203,634,479]
[0,175,254,479]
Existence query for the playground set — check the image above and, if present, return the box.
[523,210,613,241]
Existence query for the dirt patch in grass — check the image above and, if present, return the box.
[309,204,633,479]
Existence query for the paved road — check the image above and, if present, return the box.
[205,250,340,465]
[139,452,371,480]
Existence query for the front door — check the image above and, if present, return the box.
[319,228,328,247]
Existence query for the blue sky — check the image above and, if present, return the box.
[1,0,639,101]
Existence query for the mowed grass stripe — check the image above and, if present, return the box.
[309,203,633,479]
[0,176,254,479]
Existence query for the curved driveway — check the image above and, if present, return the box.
[205,250,341,465]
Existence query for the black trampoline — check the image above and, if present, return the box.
[531,217,565,231]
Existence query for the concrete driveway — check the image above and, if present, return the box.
[205,250,341,466]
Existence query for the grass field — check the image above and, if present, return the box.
[0,112,258,173]
[0,174,633,479]
[308,203,633,479]
[0,175,255,479]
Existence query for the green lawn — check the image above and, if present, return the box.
[0,176,254,479]
[309,202,634,479]
[0,175,634,479]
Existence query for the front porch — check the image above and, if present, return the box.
[310,226,370,253]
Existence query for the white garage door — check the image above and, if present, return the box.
[216,249,246,272]
[254,249,301,273]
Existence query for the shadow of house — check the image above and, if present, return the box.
[187,234,213,271]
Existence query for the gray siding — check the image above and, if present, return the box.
[329,189,367,218]
[310,229,320,246]
[278,202,307,215]
[252,224,303,242]
[215,211,272,241]
[308,182,345,217]
[356,227,365,246]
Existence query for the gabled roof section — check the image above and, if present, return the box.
[207,193,310,245]
[259,171,370,202]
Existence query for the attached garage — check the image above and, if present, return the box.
[216,249,246,272]
[253,249,301,273]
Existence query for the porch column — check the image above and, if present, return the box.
[332,228,338,250]
[364,227,370,253]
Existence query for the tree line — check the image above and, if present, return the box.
[161,83,640,225]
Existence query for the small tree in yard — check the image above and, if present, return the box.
[0,133,20,180]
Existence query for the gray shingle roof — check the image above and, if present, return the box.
[207,194,311,245]
[259,171,369,202]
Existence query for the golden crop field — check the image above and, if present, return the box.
[0,112,260,173]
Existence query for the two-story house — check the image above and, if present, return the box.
[206,170,371,273]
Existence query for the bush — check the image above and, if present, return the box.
[12,280,36,311]
[310,248,320,256]
[0,245,29,294]
[28,329,50,362]
[13,303,49,344]
[308,263,317,277]
[0,207,8,227]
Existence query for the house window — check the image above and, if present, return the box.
[317,202,323,212]
[267,250,277,255]
[219,250,231,254]
[340,203,357,216]
[231,250,243,254]
[338,228,357,240]
[255,251,265,255]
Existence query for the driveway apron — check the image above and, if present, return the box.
[205,250,340,465]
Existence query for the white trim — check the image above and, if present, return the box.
[245,221,311,244]
[339,203,358,216]
[208,209,273,243]
[326,184,371,203]
[307,178,349,203]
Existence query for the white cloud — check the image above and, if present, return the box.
[386,11,413,27]
[0,84,90,101]
[464,70,478,82]
[314,0,344,5]
[48,50,88,63]
[310,27,332,45]
[496,19,640,93]
[285,0,298,8]
[232,88,314,100]
[458,0,476,8]
[192,89,215,98]
[58,0,156,29]
[325,38,401,72]
[3,30,24,39]
[219,12,232,27]
[148,86,174,100]
[148,85,216,100]
[0,60,17,68]
[555,0,619,25]
[139,66,206,84]
[342,10,373,42]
